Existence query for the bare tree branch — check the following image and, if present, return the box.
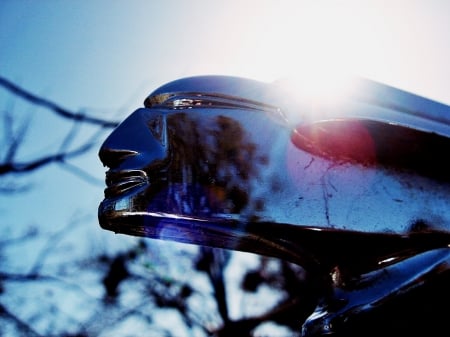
[28,221,79,275]
[0,180,32,193]
[58,117,83,152]
[2,101,31,163]
[59,161,104,186]
[0,227,38,246]
[0,75,120,128]
[0,303,42,337]
[196,247,231,326]
[0,140,96,175]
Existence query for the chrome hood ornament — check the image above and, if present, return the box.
[99,75,450,336]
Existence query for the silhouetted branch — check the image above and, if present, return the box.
[0,272,101,309]
[29,222,79,275]
[2,100,31,163]
[59,161,104,186]
[0,181,32,193]
[197,247,231,325]
[214,298,303,337]
[0,227,38,246]
[58,117,83,152]
[0,140,95,175]
[0,303,42,337]
[0,75,120,128]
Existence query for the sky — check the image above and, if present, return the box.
[0,0,449,249]
[0,0,449,333]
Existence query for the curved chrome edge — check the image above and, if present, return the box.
[302,247,450,336]
[144,75,450,138]
[351,78,450,138]
[144,75,276,108]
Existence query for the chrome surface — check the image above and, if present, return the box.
[99,75,450,238]
[98,75,450,336]
[303,247,450,336]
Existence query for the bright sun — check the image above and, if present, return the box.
[226,1,390,92]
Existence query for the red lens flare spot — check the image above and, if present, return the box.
[291,120,377,165]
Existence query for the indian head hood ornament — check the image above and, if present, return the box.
[98,75,450,336]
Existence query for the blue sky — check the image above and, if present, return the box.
[1,0,450,252]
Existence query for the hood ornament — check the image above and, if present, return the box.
[98,75,450,336]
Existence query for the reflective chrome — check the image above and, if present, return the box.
[98,75,450,336]
[99,75,450,241]
[303,247,450,336]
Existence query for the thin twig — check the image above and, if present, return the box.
[0,75,120,128]
[0,303,42,337]
[0,140,96,174]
